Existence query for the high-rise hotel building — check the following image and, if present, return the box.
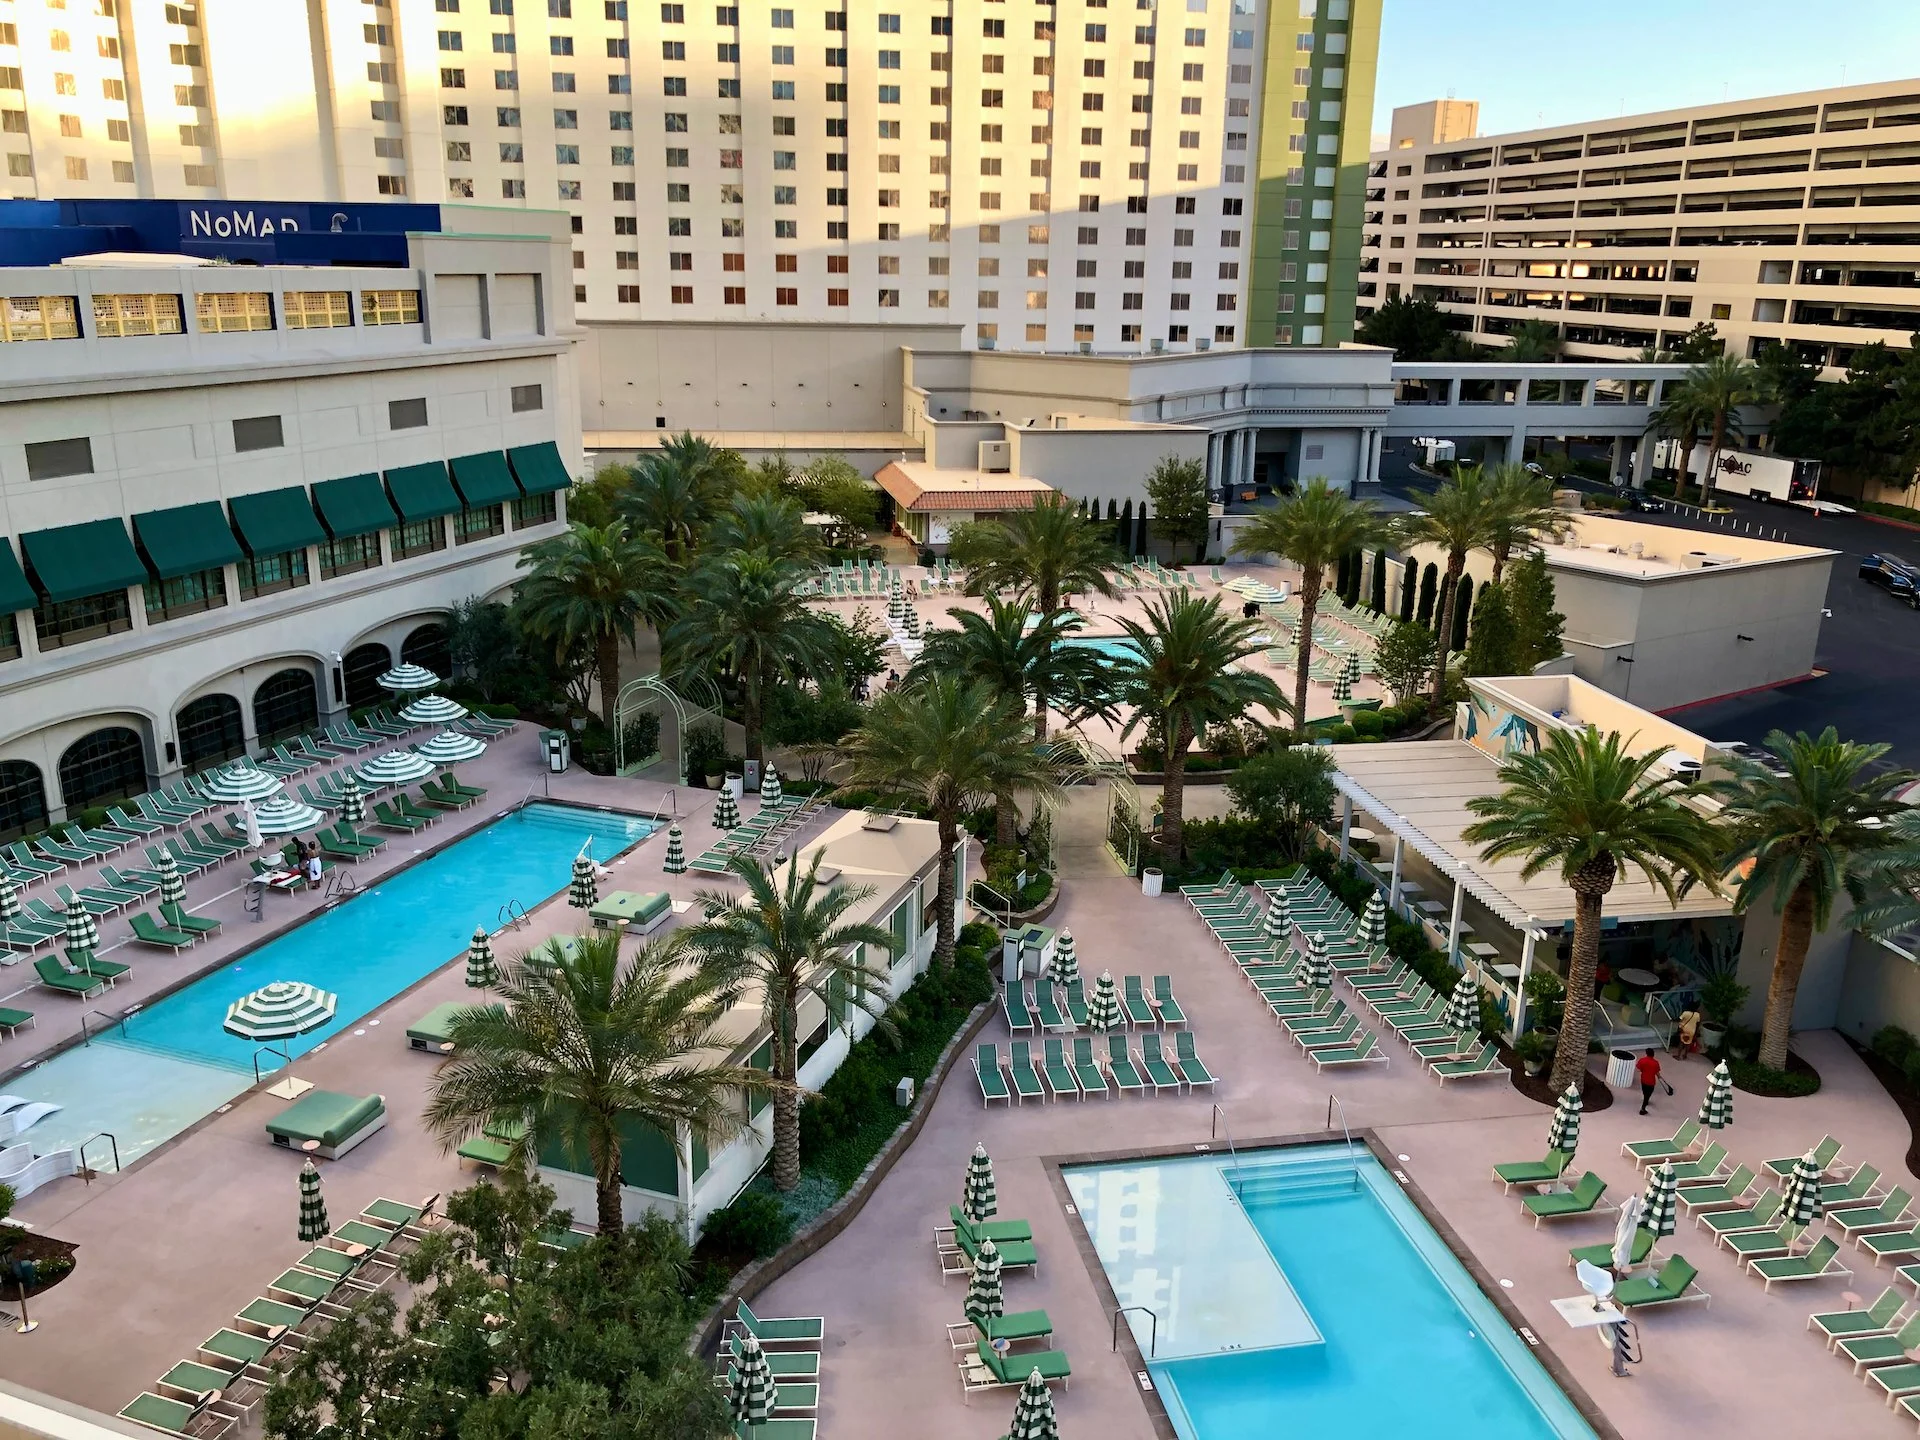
[0,0,1378,350]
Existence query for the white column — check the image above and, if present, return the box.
[674,1121,695,1239]
[1207,431,1224,492]
[1447,877,1465,967]
[1513,928,1538,1040]
[1632,431,1655,489]
[1609,434,1627,484]
[1505,428,1526,465]
[1243,428,1258,492]
[1338,794,1354,864]
[1388,834,1404,910]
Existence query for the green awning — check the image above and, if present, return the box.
[0,540,33,615]
[449,451,520,507]
[385,461,460,521]
[312,473,398,538]
[229,487,327,556]
[20,519,147,603]
[507,441,573,496]
[132,502,244,580]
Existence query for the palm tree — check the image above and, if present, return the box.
[619,432,742,566]
[1711,728,1915,1072]
[425,930,759,1236]
[1464,729,1723,1094]
[1397,467,1497,702]
[838,676,1068,965]
[1682,354,1766,509]
[667,550,837,763]
[1504,319,1563,363]
[708,490,823,569]
[1645,380,1715,497]
[515,521,674,728]
[948,493,1118,617]
[1480,464,1570,581]
[1114,594,1285,864]
[1229,478,1387,727]
[678,853,898,1193]
[1854,809,1920,944]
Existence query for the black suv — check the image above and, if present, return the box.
[1860,553,1920,607]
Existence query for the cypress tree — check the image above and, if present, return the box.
[1348,550,1364,606]
[1463,580,1521,677]
[1369,548,1389,613]
[1416,563,1438,627]
[1450,574,1475,653]
[1400,556,1418,622]
[1335,550,1351,599]
[1508,550,1566,669]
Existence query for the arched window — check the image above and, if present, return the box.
[400,623,451,678]
[342,643,392,711]
[58,727,148,811]
[253,669,319,745]
[0,761,48,841]
[176,693,245,772]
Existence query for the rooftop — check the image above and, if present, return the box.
[1539,513,1836,581]
[874,459,1055,514]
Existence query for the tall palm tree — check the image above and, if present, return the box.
[678,853,898,1193]
[515,521,674,728]
[668,549,837,763]
[1682,354,1766,509]
[1229,478,1387,728]
[1711,728,1914,1072]
[709,490,823,569]
[948,493,1118,617]
[1504,319,1563,363]
[619,432,743,566]
[425,930,759,1236]
[1114,594,1285,864]
[1645,379,1714,497]
[1396,467,1497,702]
[1464,729,1723,1094]
[838,676,1068,965]
[1854,808,1920,944]
[1480,464,1571,581]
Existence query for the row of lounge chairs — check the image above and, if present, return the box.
[714,1300,825,1437]
[688,793,822,874]
[974,1033,1213,1104]
[1807,1285,1920,1417]
[1000,972,1183,1033]
[930,1211,1073,1402]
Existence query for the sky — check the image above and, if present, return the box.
[1372,0,1920,141]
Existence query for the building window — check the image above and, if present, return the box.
[57,727,148,808]
[92,293,184,337]
[236,548,309,601]
[33,587,131,651]
[671,285,694,304]
[512,491,559,529]
[232,415,284,452]
[1,295,80,343]
[361,289,420,325]
[144,566,228,624]
[195,291,274,333]
[0,758,46,840]
[318,533,381,580]
[455,504,505,545]
[24,437,94,481]
[394,518,447,560]
[510,383,543,413]
[389,397,429,429]
[723,286,745,305]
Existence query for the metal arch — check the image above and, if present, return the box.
[1054,727,1143,877]
[613,670,723,780]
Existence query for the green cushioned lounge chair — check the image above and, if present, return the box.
[1313,1030,1388,1070]
[1005,1040,1044,1102]
[267,1268,340,1307]
[975,1044,1011,1106]
[732,1299,823,1347]
[1001,984,1033,1034]
[1675,1165,1757,1216]
[234,1297,310,1339]
[198,1327,275,1369]
[1621,1118,1701,1166]
[1830,1187,1914,1239]
[407,1002,475,1053]
[1041,1037,1079,1099]
[727,1339,819,1379]
[953,1218,1038,1272]
[265,1089,387,1160]
[720,1365,818,1415]
[949,1204,1032,1244]
[1106,1035,1147,1094]
[1700,1190,1783,1239]
[974,1339,1070,1388]
[975,1308,1053,1346]
[1152,975,1185,1025]
[1664,1142,1730,1185]
[1861,1227,1920,1266]
[1521,1171,1611,1227]
[1750,1235,1851,1292]
[130,911,196,950]
[1834,1311,1920,1373]
[1867,1360,1920,1406]
[161,901,221,936]
[1071,1036,1109,1097]
[1571,1228,1657,1271]
[1764,1135,1842,1181]
[1809,1284,1905,1348]
[1721,1222,1797,1260]
[119,1392,227,1437]
[1122,975,1157,1028]
[1613,1255,1708,1309]
[33,956,104,998]
[1138,1033,1182,1091]
[1492,1151,1572,1194]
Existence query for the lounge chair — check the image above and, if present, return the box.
[1061,979,1089,1029]
[970,1339,1070,1391]
[1492,1151,1572,1195]
[1750,1235,1851,1292]
[439,771,486,801]
[1701,1189,1784,1239]
[106,805,163,836]
[1171,1031,1214,1089]
[729,1299,823,1348]
[1001,982,1033,1034]
[1312,1030,1389,1071]
[1664,1141,1731,1185]
[198,1327,278,1371]
[266,1090,387,1160]
[319,723,373,753]
[1033,978,1068,1032]
[319,825,380,858]
[145,842,210,879]
[166,835,227,871]
[1295,1013,1361,1053]
[1868,1361,1920,1408]
[951,1217,1037,1273]
[194,823,247,856]
[360,709,410,738]
[53,883,121,917]
[975,1044,1011,1106]
[34,956,104,998]
[726,1336,820,1379]
[975,1308,1054,1348]
[130,912,196,950]
[407,1002,473,1053]
[1571,1227,1658,1272]
[395,793,441,825]
[1179,869,1237,900]
[457,1134,515,1170]
[0,1008,35,1036]
[316,832,368,863]
[1071,1037,1109,1097]
[1613,1255,1709,1309]
[1830,1187,1915,1239]
[1676,1165,1758,1216]
[1765,1135,1843,1181]
[1041,1037,1079,1100]
[1152,975,1186,1025]
[1106,1035,1147,1094]
[372,800,428,833]
[1005,1040,1044,1103]
[1622,1118,1702,1166]
[1809,1284,1906,1348]
[1122,975,1157,1028]
[421,776,478,810]
[119,1391,236,1439]
[3,843,61,878]
[720,1364,818,1416]
[947,1204,1032,1244]
[1521,1171,1611,1227]
[1823,1165,1885,1207]
[335,821,388,854]
[99,864,160,896]
[1860,1227,1920,1267]
[1431,1041,1504,1083]
[1720,1222,1799,1261]
[32,834,98,866]
[162,902,221,937]
[1834,1311,1920,1373]
[267,1267,344,1308]
[297,783,341,815]
[1137,1033,1182,1092]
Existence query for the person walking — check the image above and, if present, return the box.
[1635,1048,1663,1116]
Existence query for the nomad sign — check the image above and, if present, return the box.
[186,207,303,239]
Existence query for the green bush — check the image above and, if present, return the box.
[1904,1051,1920,1090]
[74,806,110,831]
[620,711,662,763]
[1873,1025,1919,1070]
[476,702,520,720]
[1350,709,1386,738]
[698,1190,794,1261]
[1730,1058,1821,1098]
[1325,724,1356,743]
[683,721,727,785]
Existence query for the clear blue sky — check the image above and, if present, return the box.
[1373,0,1920,140]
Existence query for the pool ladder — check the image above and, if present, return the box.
[322,869,359,905]
[78,1131,120,1181]
[496,899,530,932]
[252,1041,293,1084]
[1325,1093,1362,1189]
[1111,1304,1159,1358]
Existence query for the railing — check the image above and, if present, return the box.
[323,869,358,904]
[80,1005,139,1046]
[252,1041,292,1084]
[1111,1304,1160,1358]
[78,1131,120,1180]
[1325,1094,1361,1189]
[661,786,679,821]
[972,880,1014,927]
[497,899,530,932]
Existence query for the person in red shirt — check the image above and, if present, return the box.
[1635,1049,1662,1115]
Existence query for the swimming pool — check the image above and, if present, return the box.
[5,802,659,1167]
[1059,636,1144,665]
[1065,1146,1597,1440]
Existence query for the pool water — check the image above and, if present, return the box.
[5,803,659,1166]
[1066,1147,1596,1440]
[1060,636,1145,665]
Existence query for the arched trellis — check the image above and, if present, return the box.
[1054,728,1142,877]
[613,669,725,781]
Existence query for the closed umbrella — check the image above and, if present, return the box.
[254,793,323,837]
[964,1235,1005,1326]
[1343,650,1362,687]
[1332,666,1352,703]
[1640,1161,1679,1243]
[712,786,741,831]
[359,749,435,789]
[399,693,468,726]
[241,798,265,849]
[1088,970,1123,1033]
[662,824,687,875]
[1006,1366,1060,1440]
[1782,1149,1825,1234]
[1261,893,1290,944]
[223,981,337,1040]
[64,902,99,955]
[1300,930,1332,991]
[416,730,486,766]
[760,764,783,808]
[155,850,185,908]
[1442,973,1480,1044]
[727,1332,777,1429]
[201,760,284,805]
[298,1158,329,1242]
[963,1142,997,1223]
[1049,931,1079,989]
[1610,1193,1644,1273]
[1547,1081,1583,1157]
[377,662,440,693]
[465,927,497,989]
[1697,1059,1734,1130]
[337,772,365,827]
[0,873,20,925]
[1357,891,1386,949]
[568,852,598,909]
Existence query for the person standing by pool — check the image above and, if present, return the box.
[1635,1049,1662,1116]
[304,840,324,890]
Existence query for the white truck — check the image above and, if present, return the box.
[1659,442,1822,503]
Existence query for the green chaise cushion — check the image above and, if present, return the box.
[978,1340,1070,1383]
[977,1308,1053,1344]
[407,1002,475,1051]
[267,1090,385,1149]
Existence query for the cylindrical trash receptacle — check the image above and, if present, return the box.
[1142,867,1164,898]
[1606,1048,1636,1087]
[540,728,570,774]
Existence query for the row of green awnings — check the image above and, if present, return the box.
[312,474,399,538]
[450,451,520,507]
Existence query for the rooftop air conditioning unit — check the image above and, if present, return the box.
[862,813,900,833]
[979,440,1012,473]
[1196,337,1212,351]
[1659,751,1702,781]
[1151,337,1165,353]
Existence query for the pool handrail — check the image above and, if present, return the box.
[1112,1303,1160,1358]
[78,1130,120,1179]
[1325,1093,1362,1189]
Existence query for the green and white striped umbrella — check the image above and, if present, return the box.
[1343,650,1362,686]
[760,765,783,807]
[1357,891,1386,948]
[712,786,741,831]
[1640,1161,1679,1240]
[201,759,284,805]
[358,749,435,789]
[254,793,323,837]
[298,1158,329,1243]
[399,693,468,726]
[1049,931,1079,989]
[155,850,185,907]
[1262,892,1290,942]
[64,903,98,955]
[728,1333,777,1427]
[1697,1059,1734,1130]
[568,853,598,909]
[1782,1149,1825,1231]
[223,981,337,1040]
[1332,667,1353,703]
[964,1142,998,1223]
[465,927,497,989]
[1546,1081,1583,1156]
[416,730,487,766]
[662,824,687,875]
[0,873,19,923]
[1300,930,1332,991]
[964,1235,1005,1325]
[1088,970,1123,1033]
[1007,1366,1060,1440]
[337,770,366,826]
[376,662,441,693]
[1443,973,1480,1033]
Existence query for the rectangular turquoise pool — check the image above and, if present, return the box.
[1065,1146,1597,1440]
[1059,636,1145,664]
[3,803,659,1166]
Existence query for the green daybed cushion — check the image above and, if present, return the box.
[632,890,671,923]
[407,1001,471,1051]
[267,1090,385,1148]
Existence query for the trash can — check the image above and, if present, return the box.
[1606,1049,1637,1088]
[541,728,570,774]
[1141,868,1164,898]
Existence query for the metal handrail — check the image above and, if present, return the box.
[78,1131,120,1180]
[1111,1304,1159,1358]
[661,786,678,821]
[496,899,529,932]
[323,869,358,904]
[1326,1094,1360,1188]
[252,1041,292,1084]
[972,880,1014,927]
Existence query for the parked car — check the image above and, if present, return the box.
[1628,494,1665,513]
[1859,553,1920,607]
[1713,740,1791,778]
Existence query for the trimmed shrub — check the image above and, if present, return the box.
[698,1191,794,1261]
[1873,1025,1918,1070]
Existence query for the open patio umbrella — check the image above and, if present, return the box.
[964,1142,998,1223]
[201,759,284,805]
[1782,1149,1825,1234]
[377,662,441,693]
[1049,931,1079,989]
[727,1333,776,1429]
[399,693,468,726]
[662,824,687,875]
[254,793,323,837]
[336,772,365,827]
[1442,973,1480,1040]
[223,981,337,1040]
[1640,1161,1679,1243]
[760,764,783,808]
[1300,931,1332,991]
[1610,1193,1644,1274]
[417,730,486,766]
[1697,1060,1734,1130]
[155,850,185,907]
[64,903,99,955]
[712,786,741,831]
[964,1235,1005,1326]
[568,852,598,909]
[0,873,21,924]
[1547,1081,1583,1156]
[298,1158,330,1242]
[1088,971,1122,1033]
[1007,1366,1060,1440]
[241,798,264,850]
[465,927,497,990]
[1357,891,1386,949]
[359,749,435,789]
